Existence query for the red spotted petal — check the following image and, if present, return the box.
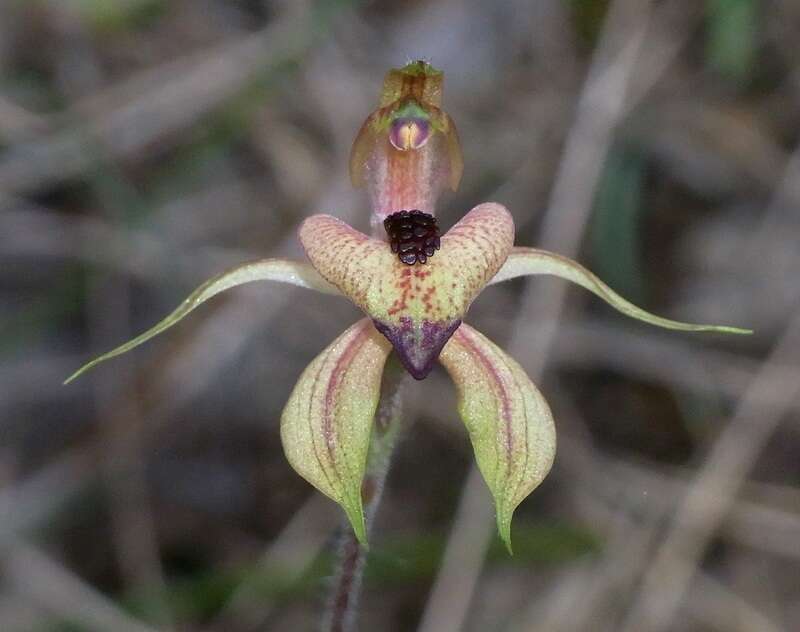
[299,203,514,378]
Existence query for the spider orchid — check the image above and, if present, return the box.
[66,61,749,551]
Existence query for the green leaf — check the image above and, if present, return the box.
[707,0,757,85]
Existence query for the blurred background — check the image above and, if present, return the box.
[2,1,799,630]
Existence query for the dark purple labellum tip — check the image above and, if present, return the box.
[384,209,441,265]
[373,318,461,379]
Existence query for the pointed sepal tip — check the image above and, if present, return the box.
[343,498,368,547]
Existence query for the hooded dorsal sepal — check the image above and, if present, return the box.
[349,62,463,226]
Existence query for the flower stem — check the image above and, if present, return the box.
[322,356,406,632]
[324,529,365,632]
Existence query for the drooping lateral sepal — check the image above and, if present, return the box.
[490,248,752,335]
[280,319,392,545]
[64,259,340,384]
[439,324,556,553]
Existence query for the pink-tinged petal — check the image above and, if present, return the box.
[442,111,464,192]
[64,259,340,384]
[439,324,556,553]
[280,319,392,545]
[439,203,514,292]
[490,248,752,335]
[349,109,383,191]
[299,203,514,379]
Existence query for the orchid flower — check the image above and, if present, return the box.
[66,61,750,551]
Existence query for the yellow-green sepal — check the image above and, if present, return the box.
[280,319,392,545]
[490,247,752,335]
[64,259,339,384]
[439,323,556,553]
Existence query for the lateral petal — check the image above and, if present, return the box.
[439,323,556,553]
[299,203,514,379]
[489,247,752,334]
[64,259,339,384]
[280,319,392,545]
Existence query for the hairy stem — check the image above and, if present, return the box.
[322,356,406,632]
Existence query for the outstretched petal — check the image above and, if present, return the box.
[64,259,339,384]
[280,319,392,544]
[489,247,752,334]
[439,323,556,553]
[299,203,514,379]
